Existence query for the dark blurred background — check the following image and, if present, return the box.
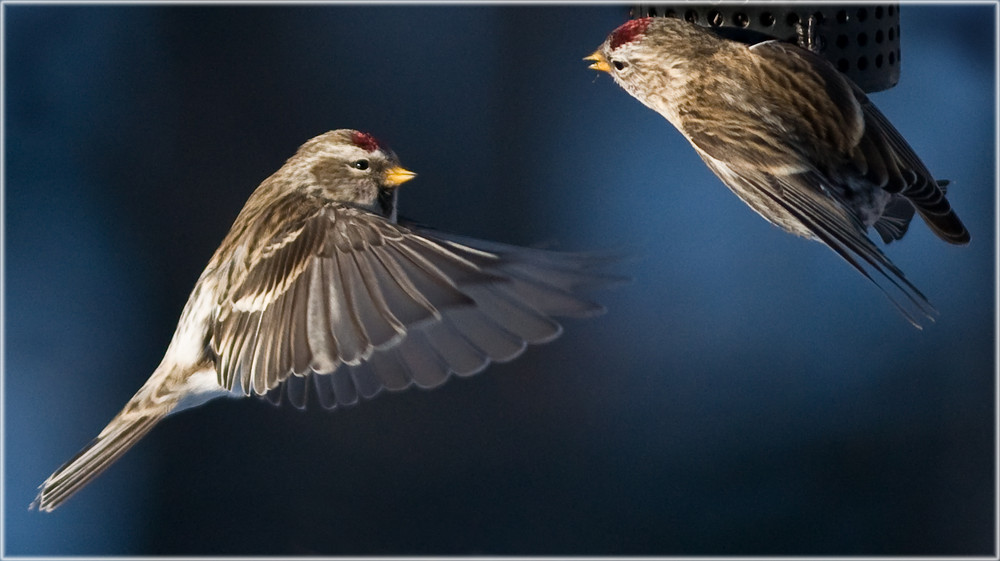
[4,4,994,556]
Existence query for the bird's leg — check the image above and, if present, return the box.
[795,14,823,54]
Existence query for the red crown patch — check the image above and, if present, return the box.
[610,18,652,50]
[351,131,381,153]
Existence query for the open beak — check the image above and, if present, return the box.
[384,166,416,187]
[585,50,611,73]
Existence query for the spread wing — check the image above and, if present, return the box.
[210,204,611,408]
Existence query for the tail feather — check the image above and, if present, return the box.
[32,408,168,512]
[906,179,970,246]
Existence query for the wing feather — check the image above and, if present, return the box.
[231,312,259,394]
[330,370,359,406]
[420,320,489,378]
[749,39,968,245]
[248,310,271,395]
[704,154,935,327]
[324,255,367,366]
[374,242,475,316]
[305,261,339,374]
[339,249,403,349]
[366,346,412,391]
[442,308,526,363]
[393,331,452,389]
[461,284,563,343]
[496,276,605,317]
[348,361,383,400]
[367,244,455,325]
[288,275,313,376]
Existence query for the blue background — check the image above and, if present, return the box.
[4,4,995,555]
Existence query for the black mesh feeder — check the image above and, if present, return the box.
[631,4,902,93]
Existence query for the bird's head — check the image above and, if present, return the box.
[585,18,653,73]
[297,129,416,218]
[586,17,723,107]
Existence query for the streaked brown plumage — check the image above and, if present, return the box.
[33,129,612,511]
[587,17,969,327]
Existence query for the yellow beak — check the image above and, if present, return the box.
[585,50,611,73]
[385,166,416,187]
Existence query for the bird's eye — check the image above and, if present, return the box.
[612,60,628,71]
[352,159,370,170]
